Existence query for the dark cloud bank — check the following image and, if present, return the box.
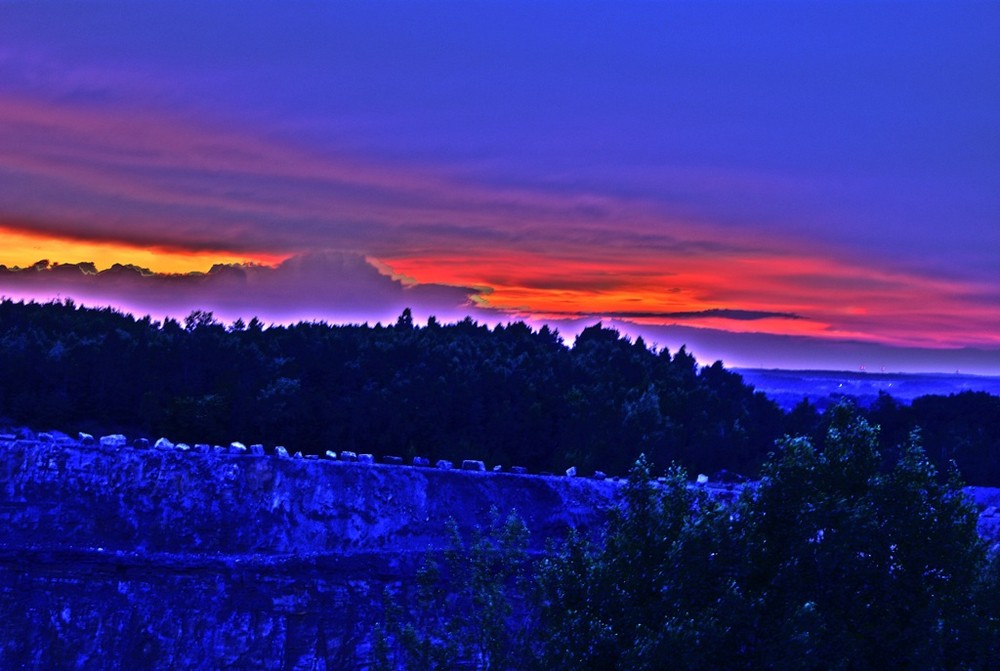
[0,252,483,326]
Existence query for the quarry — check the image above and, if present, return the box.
[0,431,620,669]
[3,431,999,669]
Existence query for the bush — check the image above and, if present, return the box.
[380,406,1000,670]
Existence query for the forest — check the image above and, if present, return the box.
[1,298,999,484]
[3,299,1000,668]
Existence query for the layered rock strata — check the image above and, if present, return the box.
[0,436,618,669]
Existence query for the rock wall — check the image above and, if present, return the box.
[4,435,998,670]
[0,436,620,670]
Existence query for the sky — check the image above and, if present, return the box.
[0,1,998,373]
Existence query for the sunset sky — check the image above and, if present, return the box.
[1,1,998,373]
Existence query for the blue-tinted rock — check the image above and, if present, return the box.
[462,460,485,472]
[154,437,174,450]
[412,456,430,467]
[340,451,357,462]
[436,459,453,470]
[358,454,374,464]
[382,456,403,465]
[78,432,95,445]
[0,435,628,669]
[100,434,127,448]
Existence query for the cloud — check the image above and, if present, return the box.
[4,250,1000,377]
[3,87,802,280]
[380,247,1000,351]
[0,72,998,355]
[0,252,485,326]
[543,309,803,322]
[2,1,999,375]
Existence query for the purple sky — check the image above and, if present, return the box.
[0,1,998,373]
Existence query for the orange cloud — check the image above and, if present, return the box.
[0,225,284,275]
[379,247,1000,350]
[2,93,998,356]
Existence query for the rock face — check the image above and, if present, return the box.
[0,436,620,669]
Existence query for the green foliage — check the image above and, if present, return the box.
[375,508,536,671]
[724,406,994,669]
[381,407,1000,670]
[4,301,1000,666]
[537,456,740,671]
[7,299,1000,485]
[788,392,1000,486]
[0,299,783,477]
[536,530,615,670]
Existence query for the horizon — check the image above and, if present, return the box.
[1,1,998,375]
[5,294,1000,380]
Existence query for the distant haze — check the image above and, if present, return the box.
[736,368,1000,411]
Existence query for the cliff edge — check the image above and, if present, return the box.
[0,435,618,670]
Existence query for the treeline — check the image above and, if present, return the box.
[375,411,1000,670]
[1,299,999,483]
[787,391,1000,486]
[0,299,781,476]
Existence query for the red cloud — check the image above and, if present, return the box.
[2,93,999,354]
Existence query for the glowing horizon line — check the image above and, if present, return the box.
[0,226,287,275]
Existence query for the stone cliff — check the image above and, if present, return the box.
[3,434,998,670]
[0,435,619,670]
